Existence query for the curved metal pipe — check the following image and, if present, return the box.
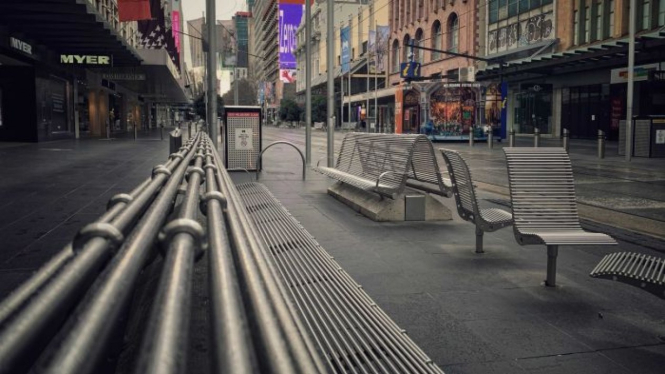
[255,141,306,181]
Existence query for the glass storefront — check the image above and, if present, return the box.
[35,75,70,140]
[514,83,552,134]
[402,90,420,134]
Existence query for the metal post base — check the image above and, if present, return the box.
[475,227,484,254]
[508,130,515,147]
[545,245,558,287]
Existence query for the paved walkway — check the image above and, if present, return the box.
[0,128,663,374]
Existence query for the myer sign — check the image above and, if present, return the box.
[10,37,32,55]
[60,54,111,65]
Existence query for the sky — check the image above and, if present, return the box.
[181,0,246,67]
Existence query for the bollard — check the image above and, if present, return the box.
[160,126,164,141]
[562,128,570,152]
[134,124,137,141]
[533,127,540,147]
[509,129,515,147]
[169,128,182,154]
[597,129,605,159]
[487,129,494,149]
[469,127,475,147]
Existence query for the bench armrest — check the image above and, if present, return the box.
[376,171,399,190]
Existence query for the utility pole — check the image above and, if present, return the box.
[374,21,378,134]
[234,34,239,105]
[305,0,312,165]
[625,0,636,161]
[326,0,334,167]
[206,0,218,147]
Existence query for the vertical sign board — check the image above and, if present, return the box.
[224,106,262,171]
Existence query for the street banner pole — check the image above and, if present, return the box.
[374,21,378,134]
[206,0,218,148]
[326,0,335,167]
[625,0,635,161]
[305,0,312,165]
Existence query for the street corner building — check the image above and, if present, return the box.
[0,0,189,142]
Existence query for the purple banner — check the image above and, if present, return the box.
[278,3,303,70]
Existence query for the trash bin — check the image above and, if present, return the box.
[169,128,182,155]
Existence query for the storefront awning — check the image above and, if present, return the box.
[0,0,142,66]
[477,29,665,81]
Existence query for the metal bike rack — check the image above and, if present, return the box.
[255,141,306,181]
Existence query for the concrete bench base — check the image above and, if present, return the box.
[328,181,452,222]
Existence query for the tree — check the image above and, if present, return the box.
[222,78,258,106]
[279,99,302,124]
[312,96,327,123]
[193,94,224,120]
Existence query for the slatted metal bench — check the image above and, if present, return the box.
[237,182,443,373]
[504,147,617,287]
[440,149,513,253]
[315,133,450,199]
[590,252,665,299]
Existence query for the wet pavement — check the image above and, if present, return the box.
[0,126,664,374]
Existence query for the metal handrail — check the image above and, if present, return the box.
[255,141,306,181]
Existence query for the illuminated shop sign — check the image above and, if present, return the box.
[60,54,111,65]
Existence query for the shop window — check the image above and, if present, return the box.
[660,0,665,26]
[392,39,400,72]
[415,28,424,63]
[609,0,615,36]
[448,13,459,53]
[584,6,590,43]
[508,0,518,17]
[402,34,411,63]
[595,1,603,41]
[574,10,579,45]
[431,21,442,60]
[643,0,652,30]
[489,0,499,23]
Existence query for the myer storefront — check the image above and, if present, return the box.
[0,0,143,142]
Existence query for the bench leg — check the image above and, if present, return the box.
[546,245,558,287]
[475,227,484,254]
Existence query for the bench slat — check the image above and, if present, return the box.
[238,182,443,373]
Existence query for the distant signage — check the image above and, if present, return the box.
[611,63,660,84]
[400,62,421,79]
[488,12,554,55]
[341,26,350,73]
[235,128,254,150]
[60,54,111,65]
[278,2,303,70]
[9,37,32,55]
[101,73,146,81]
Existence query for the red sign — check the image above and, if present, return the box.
[118,0,151,22]
[228,112,259,118]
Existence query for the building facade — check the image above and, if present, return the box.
[0,0,187,142]
[477,0,665,141]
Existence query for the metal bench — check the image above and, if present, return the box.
[237,182,443,373]
[503,147,617,287]
[440,149,513,253]
[590,252,665,299]
[315,132,450,199]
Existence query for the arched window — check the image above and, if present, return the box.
[402,34,411,62]
[415,28,424,63]
[431,21,441,60]
[448,13,459,53]
[392,39,400,73]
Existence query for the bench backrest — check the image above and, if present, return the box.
[336,132,445,190]
[440,149,479,219]
[503,147,582,231]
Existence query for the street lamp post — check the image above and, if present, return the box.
[326,0,334,167]
[206,0,218,148]
[305,0,312,165]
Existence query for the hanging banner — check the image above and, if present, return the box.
[118,0,151,22]
[395,85,403,134]
[341,26,350,74]
[278,0,303,70]
[172,10,181,53]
